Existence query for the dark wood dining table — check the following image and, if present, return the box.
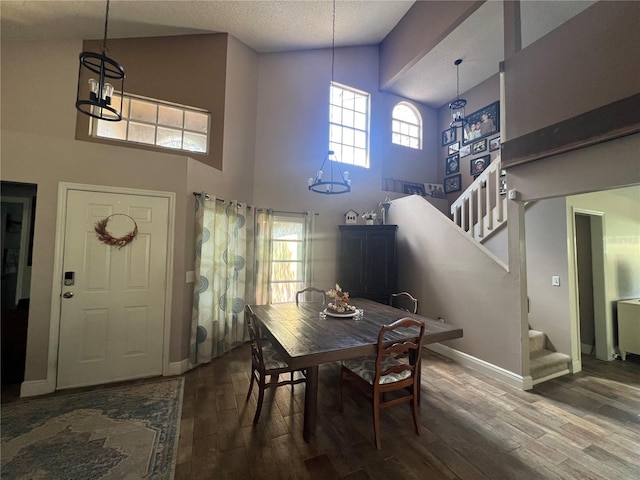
[249,297,463,442]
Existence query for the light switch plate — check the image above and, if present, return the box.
[552,275,560,286]
[186,271,195,283]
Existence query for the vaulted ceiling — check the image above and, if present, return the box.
[0,0,595,109]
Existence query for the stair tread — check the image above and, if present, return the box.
[531,349,572,362]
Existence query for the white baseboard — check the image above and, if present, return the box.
[167,358,190,376]
[20,378,55,397]
[426,343,529,390]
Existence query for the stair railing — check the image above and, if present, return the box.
[450,155,507,242]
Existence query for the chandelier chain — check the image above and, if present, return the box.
[101,0,110,54]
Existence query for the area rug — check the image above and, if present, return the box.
[1,377,184,480]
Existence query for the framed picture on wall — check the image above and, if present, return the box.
[447,141,460,156]
[441,127,457,146]
[444,174,461,194]
[425,183,446,199]
[489,136,501,151]
[462,101,499,145]
[470,155,490,176]
[445,154,460,175]
[472,138,487,154]
[403,182,426,196]
[459,144,471,158]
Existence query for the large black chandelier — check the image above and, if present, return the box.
[75,0,125,121]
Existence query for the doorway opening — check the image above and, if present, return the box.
[573,211,606,360]
[1,181,37,398]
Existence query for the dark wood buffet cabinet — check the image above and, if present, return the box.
[337,225,397,304]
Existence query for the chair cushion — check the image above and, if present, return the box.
[343,355,411,384]
[262,344,289,370]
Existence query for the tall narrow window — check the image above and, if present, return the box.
[270,214,309,303]
[329,82,370,168]
[392,102,422,149]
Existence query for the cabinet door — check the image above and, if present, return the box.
[339,234,366,292]
[365,231,396,295]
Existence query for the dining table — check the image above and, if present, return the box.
[249,297,463,442]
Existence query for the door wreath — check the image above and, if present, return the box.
[95,214,138,249]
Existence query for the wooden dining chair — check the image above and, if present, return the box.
[295,286,326,306]
[245,305,306,425]
[389,291,418,314]
[340,317,425,449]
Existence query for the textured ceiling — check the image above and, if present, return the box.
[0,0,596,109]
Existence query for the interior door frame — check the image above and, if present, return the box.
[46,182,175,393]
[567,207,608,369]
[1,196,32,305]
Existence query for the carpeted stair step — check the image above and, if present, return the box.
[530,348,572,380]
[529,329,547,353]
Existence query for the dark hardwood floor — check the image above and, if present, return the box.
[3,347,638,479]
[175,346,640,480]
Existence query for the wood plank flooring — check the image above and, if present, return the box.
[2,347,638,479]
[175,346,640,480]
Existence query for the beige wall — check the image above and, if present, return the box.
[0,36,257,381]
[504,1,640,141]
[389,194,523,374]
[253,45,438,289]
[76,33,228,171]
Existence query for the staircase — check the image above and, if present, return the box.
[448,155,572,384]
[450,155,507,242]
[529,330,571,384]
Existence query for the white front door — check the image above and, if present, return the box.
[57,190,169,389]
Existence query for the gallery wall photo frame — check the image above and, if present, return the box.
[403,181,426,196]
[470,154,490,176]
[447,141,460,155]
[444,174,461,194]
[442,127,457,146]
[459,144,471,158]
[472,138,487,154]
[462,101,499,145]
[489,136,501,151]
[445,154,460,175]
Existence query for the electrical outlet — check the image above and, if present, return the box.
[551,275,560,286]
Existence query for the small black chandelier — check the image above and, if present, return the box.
[449,59,467,128]
[308,150,351,194]
[75,0,125,121]
[308,0,351,195]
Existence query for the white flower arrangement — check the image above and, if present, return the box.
[362,210,377,220]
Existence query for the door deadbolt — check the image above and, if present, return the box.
[62,292,74,298]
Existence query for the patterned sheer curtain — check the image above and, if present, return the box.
[254,209,274,305]
[190,194,257,365]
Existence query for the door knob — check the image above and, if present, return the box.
[62,292,74,298]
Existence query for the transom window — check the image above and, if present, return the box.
[392,102,422,149]
[91,93,210,154]
[329,82,370,168]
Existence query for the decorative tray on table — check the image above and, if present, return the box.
[323,309,359,318]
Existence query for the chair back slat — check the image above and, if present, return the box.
[296,287,326,306]
[389,291,418,314]
[245,305,265,370]
[375,318,424,384]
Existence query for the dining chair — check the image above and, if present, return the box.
[340,317,425,449]
[245,305,306,425]
[389,291,418,314]
[295,286,326,306]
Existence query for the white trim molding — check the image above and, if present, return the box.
[426,343,530,390]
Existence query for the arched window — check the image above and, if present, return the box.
[392,102,422,149]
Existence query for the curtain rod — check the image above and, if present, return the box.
[192,192,318,216]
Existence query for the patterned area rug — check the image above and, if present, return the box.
[1,377,184,480]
